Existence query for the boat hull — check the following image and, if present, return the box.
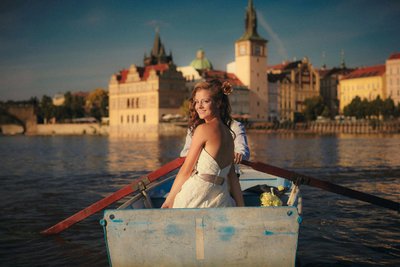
[102,206,300,267]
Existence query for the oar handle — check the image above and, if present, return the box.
[41,157,185,235]
[242,160,399,212]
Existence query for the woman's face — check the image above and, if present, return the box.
[194,89,217,121]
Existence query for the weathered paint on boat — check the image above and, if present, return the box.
[101,166,300,266]
[103,207,300,267]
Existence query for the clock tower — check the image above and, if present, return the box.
[235,0,268,121]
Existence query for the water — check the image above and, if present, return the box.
[0,133,399,266]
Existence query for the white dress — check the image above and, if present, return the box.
[172,149,236,208]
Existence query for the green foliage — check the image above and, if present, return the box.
[33,88,109,123]
[38,95,55,123]
[85,88,109,121]
[180,99,190,116]
[343,96,398,120]
[303,96,326,121]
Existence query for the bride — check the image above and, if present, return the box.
[162,79,244,208]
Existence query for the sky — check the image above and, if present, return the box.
[1,0,399,101]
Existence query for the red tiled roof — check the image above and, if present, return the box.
[341,65,385,80]
[142,64,170,80]
[118,69,129,83]
[267,62,288,71]
[203,70,245,87]
[117,64,169,83]
[388,52,400,60]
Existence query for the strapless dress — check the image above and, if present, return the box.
[173,148,236,208]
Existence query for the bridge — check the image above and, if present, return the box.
[0,103,37,134]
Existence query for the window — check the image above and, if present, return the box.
[254,44,261,56]
[143,115,146,123]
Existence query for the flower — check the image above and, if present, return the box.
[260,188,283,207]
[221,81,233,95]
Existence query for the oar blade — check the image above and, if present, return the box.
[41,157,185,235]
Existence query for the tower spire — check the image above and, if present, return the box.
[238,0,266,41]
[340,49,346,68]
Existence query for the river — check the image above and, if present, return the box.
[0,133,399,266]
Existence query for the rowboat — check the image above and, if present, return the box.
[100,165,301,267]
[40,159,398,266]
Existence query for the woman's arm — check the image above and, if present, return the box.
[228,166,244,207]
[161,125,207,208]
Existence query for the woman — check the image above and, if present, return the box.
[162,79,244,208]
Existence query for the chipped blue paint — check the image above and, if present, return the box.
[297,216,303,224]
[111,219,123,223]
[264,230,297,236]
[218,226,236,241]
[164,224,183,236]
[265,230,274,236]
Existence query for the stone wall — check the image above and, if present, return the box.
[34,124,109,135]
[307,121,400,134]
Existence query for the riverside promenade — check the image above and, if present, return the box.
[1,121,400,136]
[247,120,400,134]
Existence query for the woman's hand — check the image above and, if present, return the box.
[161,198,173,208]
[233,152,243,164]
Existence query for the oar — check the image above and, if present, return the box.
[242,160,399,212]
[41,157,185,235]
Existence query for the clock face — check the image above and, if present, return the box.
[239,45,246,55]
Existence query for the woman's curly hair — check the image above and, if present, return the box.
[188,79,233,135]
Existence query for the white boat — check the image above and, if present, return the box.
[101,165,302,267]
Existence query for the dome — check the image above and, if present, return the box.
[190,49,213,70]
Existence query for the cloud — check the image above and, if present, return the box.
[257,11,288,61]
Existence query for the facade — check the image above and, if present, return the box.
[319,64,354,117]
[386,52,400,105]
[179,50,250,119]
[202,70,250,118]
[233,0,269,121]
[267,73,285,122]
[108,34,187,135]
[268,58,320,121]
[338,65,386,112]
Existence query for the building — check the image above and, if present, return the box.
[190,49,213,73]
[202,70,250,118]
[386,52,400,105]
[52,94,65,106]
[231,0,269,121]
[319,62,354,117]
[108,33,187,135]
[338,65,386,112]
[179,50,250,119]
[268,58,320,121]
[267,73,285,122]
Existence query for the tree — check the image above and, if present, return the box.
[39,95,55,123]
[303,96,325,121]
[63,91,85,119]
[179,99,190,117]
[381,97,396,119]
[370,95,384,119]
[86,88,108,121]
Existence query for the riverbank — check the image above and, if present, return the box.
[1,120,400,136]
[246,120,400,134]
